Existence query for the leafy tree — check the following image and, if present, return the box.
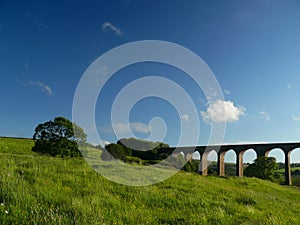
[151,142,170,159]
[101,138,170,162]
[182,161,197,173]
[117,138,169,152]
[32,116,87,157]
[101,143,129,161]
[244,156,278,180]
[116,137,170,160]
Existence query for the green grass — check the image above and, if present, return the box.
[275,167,300,186]
[277,167,300,173]
[0,137,35,155]
[1,137,300,224]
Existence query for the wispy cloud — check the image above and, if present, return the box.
[128,122,150,133]
[200,99,246,123]
[102,22,123,35]
[259,111,270,121]
[29,81,53,95]
[18,79,53,96]
[224,89,230,95]
[35,20,48,29]
[293,114,300,121]
[206,87,218,101]
[181,114,189,122]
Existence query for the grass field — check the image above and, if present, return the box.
[1,137,300,224]
[277,167,300,173]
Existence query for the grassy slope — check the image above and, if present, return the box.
[1,138,300,224]
[0,137,35,155]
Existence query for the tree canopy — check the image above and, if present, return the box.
[101,137,170,162]
[32,116,87,157]
[244,156,278,180]
[117,138,169,151]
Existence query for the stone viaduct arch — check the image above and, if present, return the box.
[178,142,300,185]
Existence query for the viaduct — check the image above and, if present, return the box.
[176,142,300,185]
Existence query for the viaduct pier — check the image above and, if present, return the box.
[175,142,300,185]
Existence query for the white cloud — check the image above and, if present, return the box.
[88,140,111,147]
[259,111,270,121]
[287,84,292,90]
[102,22,123,35]
[224,89,230,95]
[101,140,111,146]
[29,81,53,95]
[181,114,189,122]
[293,115,300,121]
[200,99,245,123]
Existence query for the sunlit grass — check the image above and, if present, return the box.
[1,137,300,224]
[0,137,34,155]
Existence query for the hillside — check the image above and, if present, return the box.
[1,137,300,224]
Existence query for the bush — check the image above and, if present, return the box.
[101,143,128,161]
[182,161,197,173]
[244,156,278,180]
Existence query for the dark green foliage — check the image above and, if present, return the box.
[277,162,285,170]
[208,163,217,175]
[101,138,171,162]
[292,169,300,175]
[117,138,169,151]
[125,156,143,165]
[191,160,200,172]
[182,161,197,172]
[272,172,284,184]
[118,138,171,160]
[101,143,128,161]
[131,147,174,161]
[225,163,236,176]
[102,138,211,173]
[244,156,278,180]
[32,117,87,157]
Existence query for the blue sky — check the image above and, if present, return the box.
[1,0,300,162]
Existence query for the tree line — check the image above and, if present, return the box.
[31,116,281,180]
